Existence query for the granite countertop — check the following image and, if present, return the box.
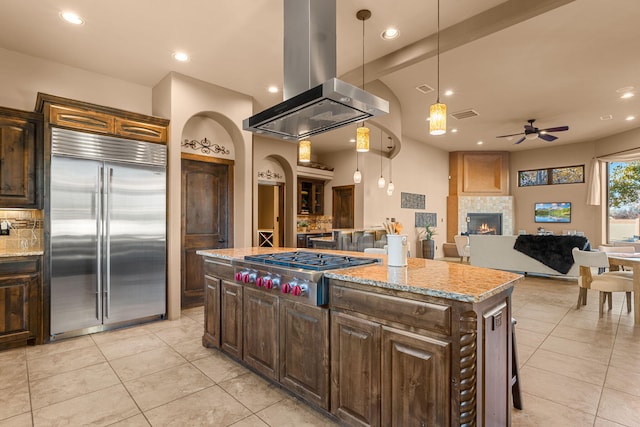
[197,247,523,303]
[0,251,44,258]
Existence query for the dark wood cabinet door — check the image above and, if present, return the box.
[381,327,451,427]
[243,287,279,380]
[202,275,221,348]
[182,157,232,308]
[0,108,42,208]
[298,179,324,215]
[0,257,41,349]
[279,300,329,410]
[221,280,243,359]
[331,311,381,427]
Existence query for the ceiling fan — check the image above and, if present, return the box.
[496,119,569,144]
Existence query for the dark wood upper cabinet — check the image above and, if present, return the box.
[0,107,43,209]
[298,179,324,215]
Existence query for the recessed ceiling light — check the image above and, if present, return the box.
[349,138,356,143]
[172,52,190,62]
[381,28,399,40]
[267,86,279,94]
[444,90,454,96]
[477,141,483,145]
[621,92,635,99]
[60,11,84,25]
[626,115,636,121]
[600,114,613,121]
[616,86,635,93]
[451,128,458,133]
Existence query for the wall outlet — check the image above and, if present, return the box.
[0,220,10,235]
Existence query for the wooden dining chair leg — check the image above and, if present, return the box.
[599,292,605,318]
[626,291,632,313]
[607,292,613,311]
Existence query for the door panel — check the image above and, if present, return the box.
[104,162,166,324]
[50,157,102,335]
[332,185,354,229]
[182,158,231,308]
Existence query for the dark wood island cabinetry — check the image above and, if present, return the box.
[198,248,522,426]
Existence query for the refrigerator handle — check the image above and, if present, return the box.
[96,166,103,321]
[105,167,113,319]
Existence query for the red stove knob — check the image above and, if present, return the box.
[292,283,308,296]
[234,272,243,282]
[281,282,292,294]
[256,277,264,287]
[264,278,273,289]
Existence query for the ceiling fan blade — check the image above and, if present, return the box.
[539,126,569,133]
[513,136,527,145]
[538,133,558,142]
[496,132,525,138]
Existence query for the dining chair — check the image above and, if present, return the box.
[571,248,634,317]
[454,235,471,263]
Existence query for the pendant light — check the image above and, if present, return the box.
[353,150,362,183]
[429,0,446,136]
[377,131,386,188]
[298,140,311,163]
[356,10,371,152]
[386,136,394,196]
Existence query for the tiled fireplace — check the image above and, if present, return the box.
[457,196,514,236]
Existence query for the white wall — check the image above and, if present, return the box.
[0,48,151,113]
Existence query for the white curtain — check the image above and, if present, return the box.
[587,148,640,205]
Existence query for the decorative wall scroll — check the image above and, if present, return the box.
[415,212,437,228]
[401,192,426,209]
[182,137,230,155]
[257,169,284,180]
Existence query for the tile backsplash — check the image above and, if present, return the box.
[0,210,43,253]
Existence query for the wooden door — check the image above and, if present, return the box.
[181,156,233,308]
[332,185,354,229]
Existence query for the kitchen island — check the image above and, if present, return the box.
[198,247,522,427]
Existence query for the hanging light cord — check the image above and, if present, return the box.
[436,0,441,104]
[388,137,393,180]
[380,132,383,176]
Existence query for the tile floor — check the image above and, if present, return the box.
[0,275,638,426]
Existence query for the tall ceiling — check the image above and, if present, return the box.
[1,0,638,155]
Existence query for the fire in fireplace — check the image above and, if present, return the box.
[467,213,503,235]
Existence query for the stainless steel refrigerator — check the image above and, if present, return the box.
[50,127,166,339]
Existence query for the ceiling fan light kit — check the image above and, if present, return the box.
[496,119,569,144]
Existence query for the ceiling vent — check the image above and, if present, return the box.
[450,109,479,120]
[415,84,434,94]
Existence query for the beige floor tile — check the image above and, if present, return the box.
[0,359,27,388]
[0,375,30,421]
[519,365,602,415]
[526,348,608,386]
[107,413,151,426]
[511,392,595,427]
[598,388,640,426]
[604,366,640,398]
[0,412,32,427]
[256,397,338,427]
[29,362,120,409]
[594,416,629,426]
[0,347,26,364]
[610,346,640,376]
[32,384,139,426]
[90,324,152,347]
[144,385,251,427]
[109,346,187,382]
[229,415,270,427]
[192,351,250,383]
[124,363,214,411]
[153,322,204,347]
[559,310,621,332]
[540,335,613,365]
[515,328,548,348]
[514,316,557,335]
[219,372,289,412]
[143,316,200,333]
[26,335,95,360]
[97,333,168,360]
[169,337,217,361]
[551,323,617,345]
[516,342,537,367]
[27,345,106,381]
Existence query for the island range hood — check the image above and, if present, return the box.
[243,0,389,140]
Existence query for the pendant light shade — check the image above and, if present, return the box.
[356,126,370,152]
[298,140,311,163]
[429,103,447,135]
[353,151,362,183]
[429,0,446,136]
[377,175,386,188]
[386,181,394,196]
[355,10,371,152]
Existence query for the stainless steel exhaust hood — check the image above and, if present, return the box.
[243,0,389,140]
